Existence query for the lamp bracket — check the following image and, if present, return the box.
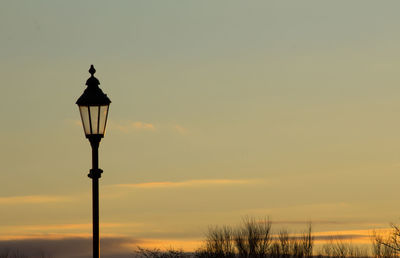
[88,168,103,179]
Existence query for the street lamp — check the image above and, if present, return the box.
[76,65,111,258]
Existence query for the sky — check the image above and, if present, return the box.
[2,0,400,257]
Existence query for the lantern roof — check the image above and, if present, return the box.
[76,65,111,106]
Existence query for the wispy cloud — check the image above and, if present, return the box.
[0,233,94,241]
[173,125,188,134]
[268,228,390,244]
[0,223,126,233]
[266,220,385,227]
[110,120,155,133]
[106,120,192,135]
[0,195,71,205]
[245,202,352,216]
[112,179,256,189]
[312,228,391,244]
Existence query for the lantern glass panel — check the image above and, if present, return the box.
[90,106,100,134]
[99,105,109,135]
[79,106,91,135]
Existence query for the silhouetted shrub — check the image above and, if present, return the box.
[372,224,400,258]
[196,217,313,258]
[372,231,396,258]
[234,217,272,258]
[133,247,190,258]
[319,237,369,258]
[270,225,313,258]
[200,225,235,258]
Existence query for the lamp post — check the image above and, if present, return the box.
[76,65,111,258]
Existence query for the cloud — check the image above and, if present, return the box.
[0,235,205,257]
[311,228,388,244]
[268,228,389,244]
[0,229,390,257]
[112,179,255,189]
[0,233,93,241]
[0,195,71,205]
[269,231,371,243]
[173,125,187,134]
[110,121,155,133]
[0,223,125,234]
[107,120,191,135]
[269,220,337,225]
[266,220,385,227]
[130,122,155,130]
[0,236,141,258]
[313,234,369,241]
[0,223,145,247]
[244,202,352,217]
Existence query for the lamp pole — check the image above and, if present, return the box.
[76,65,111,258]
[89,136,102,258]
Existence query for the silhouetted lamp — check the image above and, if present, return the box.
[76,65,111,258]
[77,65,111,138]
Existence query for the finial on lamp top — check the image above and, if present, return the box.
[85,65,100,88]
[89,65,96,76]
[77,64,111,106]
